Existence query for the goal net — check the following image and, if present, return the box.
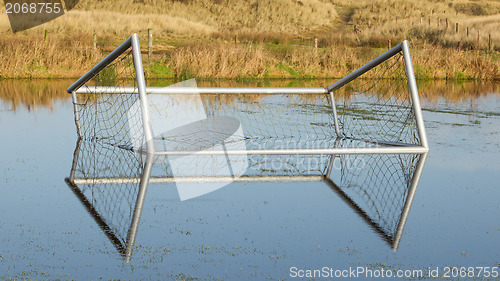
[66,138,145,261]
[69,45,143,151]
[65,33,429,258]
[67,34,427,156]
[327,149,427,249]
[66,137,427,259]
[335,52,419,145]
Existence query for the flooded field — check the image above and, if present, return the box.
[0,79,498,280]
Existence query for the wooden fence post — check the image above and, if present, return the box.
[455,22,458,33]
[314,38,318,54]
[148,28,153,60]
[93,33,97,53]
[235,34,239,46]
[388,39,391,50]
[477,30,480,51]
[44,30,48,45]
[467,26,469,37]
[488,34,491,53]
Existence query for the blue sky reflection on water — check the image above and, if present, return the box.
[0,80,498,280]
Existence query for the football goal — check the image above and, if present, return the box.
[65,33,429,259]
[66,34,428,157]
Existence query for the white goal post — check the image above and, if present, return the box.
[65,34,430,259]
[66,33,429,156]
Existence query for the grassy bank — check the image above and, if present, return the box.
[0,0,499,80]
[0,34,497,80]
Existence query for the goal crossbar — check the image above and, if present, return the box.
[73,86,329,95]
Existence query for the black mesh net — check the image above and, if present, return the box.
[67,139,143,255]
[200,94,337,149]
[73,50,143,150]
[329,151,422,246]
[335,51,420,146]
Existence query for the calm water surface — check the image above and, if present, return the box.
[0,79,498,280]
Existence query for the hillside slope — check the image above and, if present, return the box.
[0,0,338,35]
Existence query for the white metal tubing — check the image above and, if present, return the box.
[131,34,155,154]
[347,137,419,147]
[74,86,329,95]
[71,91,82,138]
[325,138,340,178]
[329,91,342,136]
[392,152,428,250]
[67,36,133,93]
[325,154,335,179]
[402,41,429,149]
[124,153,154,262]
[327,42,404,92]
[68,138,82,182]
[72,175,326,185]
[150,146,429,156]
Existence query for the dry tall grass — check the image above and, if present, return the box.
[0,34,97,78]
[0,35,497,79]
[164,42,366,79]
[411,44,499,79]
[0,0,499,79]
[152,41,498,79]
[0,0,337,35]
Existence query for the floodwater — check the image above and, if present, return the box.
[0,79,498,280]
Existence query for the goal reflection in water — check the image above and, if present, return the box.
[64,34,428,261]
[65,135,427,261]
